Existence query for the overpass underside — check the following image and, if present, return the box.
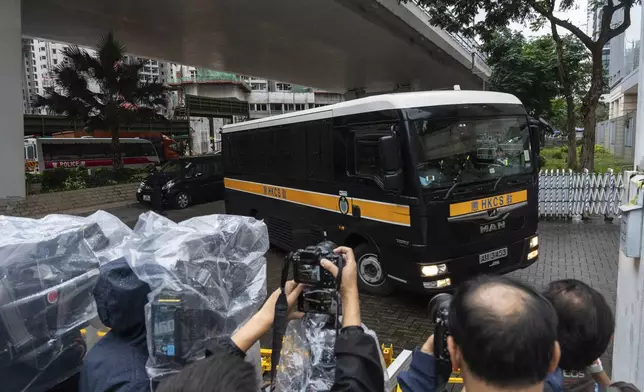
[23,0,486,93]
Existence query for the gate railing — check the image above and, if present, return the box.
[538,169,625,219]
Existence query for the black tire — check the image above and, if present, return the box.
[175,191,190,209]
[354,243,394,296]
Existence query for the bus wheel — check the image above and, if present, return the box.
[355,244,393,296]
[175,192,190,209]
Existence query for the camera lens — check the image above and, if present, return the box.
[428,293,452,321]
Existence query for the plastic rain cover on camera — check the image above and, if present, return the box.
[126,212,268,382]
[275,314,390,392]
[0,211,131,392]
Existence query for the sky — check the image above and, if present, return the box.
[511,0,589,38]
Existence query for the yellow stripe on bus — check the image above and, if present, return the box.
[224,178,410,226]
[449,190,528,217]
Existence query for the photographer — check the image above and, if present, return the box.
[398,276,561,392]
[543,279,615,392]
[157,246,384,392]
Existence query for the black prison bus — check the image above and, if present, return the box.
[222,91,540,295]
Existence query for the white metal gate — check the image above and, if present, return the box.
[538,169,625,219]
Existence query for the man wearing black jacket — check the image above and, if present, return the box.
[157,246,384,392]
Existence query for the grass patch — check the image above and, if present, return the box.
[540,145,631,172]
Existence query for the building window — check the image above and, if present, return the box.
[251,83,267,91]
[277,83,292,91]
[39,47,45,51]
[52,49,57,54]
[53,59,58,65]
[41,65,47,69]
[32,60,36,65]
[295,104,306,111]
[34,81,38,86]
[33,67,37,72]
[161,71,165,76]
[609,122,615,145]
[270,103,283,112]
[257,103,267,111]
[626,117,635,147]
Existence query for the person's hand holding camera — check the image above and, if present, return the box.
[232,281,303,352]
[320,246,361,327]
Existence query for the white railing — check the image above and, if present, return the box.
[538,169,625,219]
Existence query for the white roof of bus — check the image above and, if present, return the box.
[222,90,522,133]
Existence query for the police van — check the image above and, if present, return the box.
[222,91,540,295]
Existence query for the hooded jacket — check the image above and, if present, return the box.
[79,259,152,392]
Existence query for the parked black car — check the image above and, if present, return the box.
[137,154,224,209]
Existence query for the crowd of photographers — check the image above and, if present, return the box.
[79,245,638,392]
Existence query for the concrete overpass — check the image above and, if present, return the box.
[22,0,489,93]
[2,0,490,199]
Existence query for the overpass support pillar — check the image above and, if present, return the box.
[613,3,644,388]
[0,0,25,199]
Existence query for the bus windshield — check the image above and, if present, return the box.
[409,115,533,189]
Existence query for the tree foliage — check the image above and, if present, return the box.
[35,33,168,169]
[483,30,590,117]
[410,0,637,170]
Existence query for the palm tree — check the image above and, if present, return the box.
[35,33,168,170]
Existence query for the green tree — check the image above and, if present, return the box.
[411,0,636,170]
[35,33,168,170]
[482,30,560,118]
[482,30,590,168]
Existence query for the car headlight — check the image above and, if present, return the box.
[137,181,145,193]
[528,249,539,260]
[421,264,447,277]
[530,236,539,249]
[162,180,175,191]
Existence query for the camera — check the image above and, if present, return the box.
[428,293,453,392]
[287,241,343,315]
[150,289,223,368]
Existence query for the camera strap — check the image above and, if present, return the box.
[269,254,292,391]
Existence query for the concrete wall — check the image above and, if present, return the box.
[596,113,636,162]
[183,84,248,102]
[0,183,138,218]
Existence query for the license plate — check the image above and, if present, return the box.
[479,248,508,264]
[449,190,528,217]
[143,195,151,201]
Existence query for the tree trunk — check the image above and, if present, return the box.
[580,49,604,171]
[551,23,578,170]
[111,127,123,171]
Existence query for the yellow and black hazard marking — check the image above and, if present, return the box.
[224,178,411,226]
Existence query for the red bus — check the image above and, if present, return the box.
[24,137,160,172]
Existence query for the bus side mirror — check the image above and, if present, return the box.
[379,135,403,192]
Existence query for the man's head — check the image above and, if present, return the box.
[496,148,505,158]
[447,276,560,389]
[155,352,257,392]
[543,279,614,370]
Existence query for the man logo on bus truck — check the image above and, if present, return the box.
[480,220,506,234]
[339,196,349,215]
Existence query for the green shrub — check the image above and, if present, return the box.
[26,172,42,184]
[41,167,141,192]
[552,152,563,160]
[539,154,547,169]
[561,145,568,153]
[576,138,584,147]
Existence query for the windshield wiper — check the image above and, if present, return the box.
[443,155,470,200]
[492,175,504,192]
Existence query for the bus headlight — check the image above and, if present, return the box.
[529,236,539,249]
[528,249,539,260]
[423,278,452,289]
[421,264,447,277]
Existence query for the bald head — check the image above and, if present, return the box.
[449,276,558,388]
